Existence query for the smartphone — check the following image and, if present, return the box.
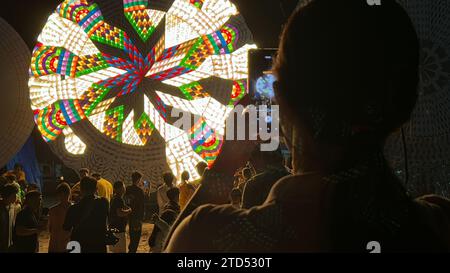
[248,49,278,134]
[143,181,149,188]
[248,48,278,107]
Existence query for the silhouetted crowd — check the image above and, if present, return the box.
[0,150,287,253]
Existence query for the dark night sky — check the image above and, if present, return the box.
[0,0,299,163]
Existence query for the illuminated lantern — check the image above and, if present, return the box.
[29,0,255,183]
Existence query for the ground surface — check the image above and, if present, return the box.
[38,222,154,253]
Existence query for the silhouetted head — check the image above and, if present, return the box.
[163,172,175,187]
[91,173,101,181]
[56,182,71,203]
[181,171,190,182]
[80,176,97,196]
[79,168,90,179]
[4,173,16,183]
[273,0,419,171]
[195,161,208,177]
[1,184,18,205]
[113,181,125,196]
[131,171,143,185]
[24,190,42,211]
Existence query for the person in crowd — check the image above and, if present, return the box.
[0,184,18,252]
[3,173,24,203]
[6,181,23,249]
[125,171,145,253]
[242,150,290,209]
[149,187,180,253]
[13,191,44,253]
[165,0,450,252]
[48,183,72,253]
[157,172,174,215]
[3,173,16,184]
[109,181,132,253]
[229,188,242,209]
[3,163,26,182]
[63,176,109,253]
[70,168,90,203]
[178,171,196,211]
[92,173,113,203]
[195,162,208,179]
[17,179,28,193]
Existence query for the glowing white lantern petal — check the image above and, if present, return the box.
[202,0,238,28]
[63,127,86,155]
[211,44,257,80]
[88,111,106,132]
[144,94,202,182]
[155,92,231,136]
[165,16,199,49]
[147,9,166,28]
[38,13,99,56]
[29,67,127,110]
[166,0,238,48]
[122,111,144,146]
[28,75,59,110]
[166,129,203,183]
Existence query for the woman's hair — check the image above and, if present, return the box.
[131,171,143,184]
[163,172,175,186]
[113,180,125,191]
[273,0,419,146]
[80,176,97,194]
